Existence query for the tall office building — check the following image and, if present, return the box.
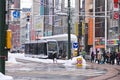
[95,0,105,37]
[84,0,106,51]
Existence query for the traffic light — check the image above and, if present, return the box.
[26,13,30,22]
[6,29,12,49]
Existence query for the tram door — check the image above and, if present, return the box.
[58,41,67,58]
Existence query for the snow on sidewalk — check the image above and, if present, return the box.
[0,73,13,80]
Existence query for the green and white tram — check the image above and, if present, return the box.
[40,34,78,59]
[24,39,59,59]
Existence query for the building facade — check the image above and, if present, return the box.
[107,0,119,51]
[85,0,106,52]
[9,0,20,50]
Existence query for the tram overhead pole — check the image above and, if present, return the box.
[68,0,71,59]
[0,0,6,74]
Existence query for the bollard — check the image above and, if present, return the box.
[76,57,82,66]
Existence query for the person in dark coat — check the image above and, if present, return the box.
[52,51,57,63]
[116,52,120,65]
[102,50,106,64]
[106,52,110,63]
[97,51,102,64]
[110,51,116,65]
[95,51,98,63]
[91,51,95,63]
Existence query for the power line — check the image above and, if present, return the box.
[77,14,110,18]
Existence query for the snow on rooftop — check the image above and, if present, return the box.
[40,34,77,42]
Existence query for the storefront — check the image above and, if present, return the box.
[107,39,119,52]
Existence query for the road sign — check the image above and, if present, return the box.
[73,42,78,48]
[113,12,119,20]
[22,8,31,12]
[76,57,82,66]
[13,10,20,18]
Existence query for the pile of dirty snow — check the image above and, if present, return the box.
[0,73,13,80]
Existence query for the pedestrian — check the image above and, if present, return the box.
[81,50,86,59]
[52,51,57,63]
[95,51,98,63]
[97,51,102,64]
[58,48,62,58]
[110,51,116,65]
[78,50,81,56]
[106,52,110,64]
[102,50,106,64]
[91,51,95,63]
[116,52,120,65]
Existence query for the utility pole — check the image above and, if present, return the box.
[118,0,120,52]
[52,0,54,35]
[93,0,95,54]
[0,0,6,74]
[105,0,107,51]
[77,0,82,56]
[68,0,71,59]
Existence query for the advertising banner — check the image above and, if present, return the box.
[34,15,44,38]
[88,18,93,45]
[40,0,44,15]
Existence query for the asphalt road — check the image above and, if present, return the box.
[5,59,106,80]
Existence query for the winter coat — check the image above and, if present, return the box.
[97,52,101,60]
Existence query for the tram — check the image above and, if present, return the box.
[24,39,59,59]
[40,34,78,58]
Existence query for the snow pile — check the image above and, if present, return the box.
[7,52,66,64]
[7,52,87,66]
[72,56,86,66]
[0,52,14,80]
[0,73,13,80]
[6,52,25,64]
[63,60,73,66]
[7,52,17,63]
[64,56,87,68]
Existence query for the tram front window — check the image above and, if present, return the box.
[48,42,57,51]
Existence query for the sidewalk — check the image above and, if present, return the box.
[87,61,120,80]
